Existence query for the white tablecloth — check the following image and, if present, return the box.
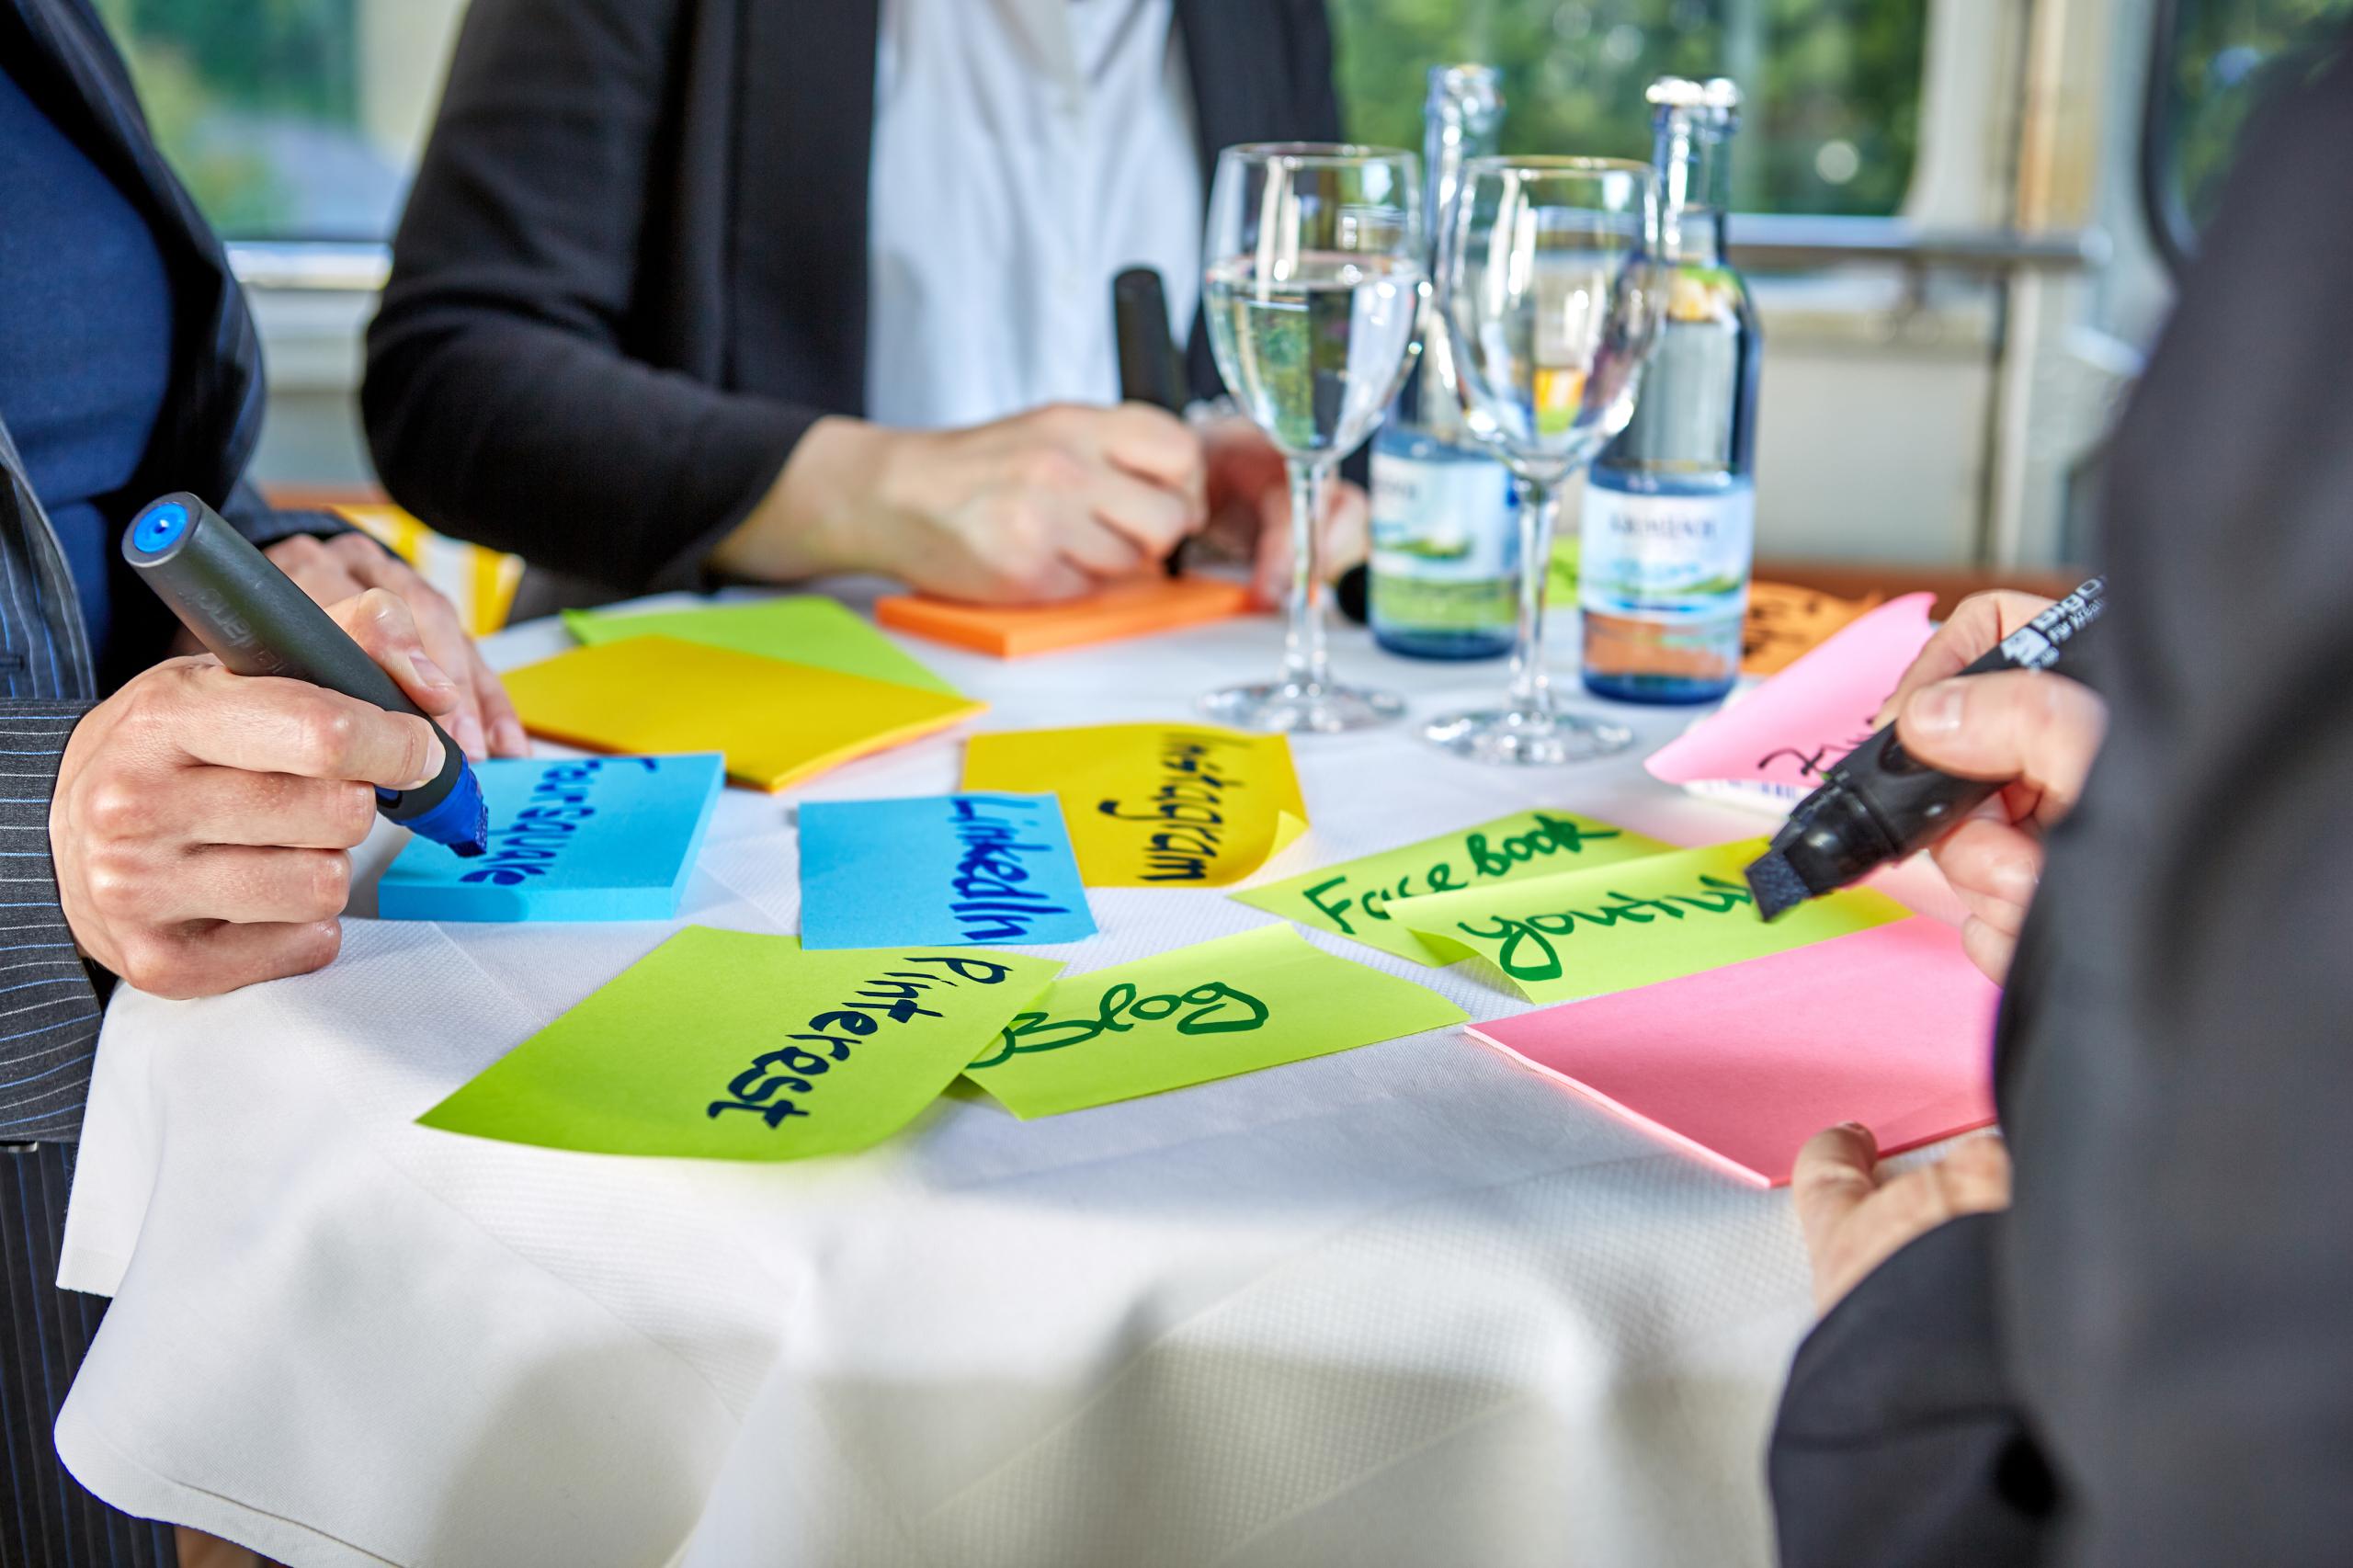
[55,592,1841,1568]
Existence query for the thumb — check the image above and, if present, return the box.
[328,588,462,722]
[1895,670,2108,815]
[1791,1121,1880,1254]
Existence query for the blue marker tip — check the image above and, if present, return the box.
[400,761,490,858]
[130,501,189,556]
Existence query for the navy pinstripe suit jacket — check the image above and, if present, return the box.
[2,3,347,1560]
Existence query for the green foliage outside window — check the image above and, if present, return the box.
[1327,0,1928,216]
[2163,0,2352,229]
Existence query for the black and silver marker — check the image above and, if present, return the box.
[1745,578,2106,921]
[122,492,490,857]
[1113,267,1196,578]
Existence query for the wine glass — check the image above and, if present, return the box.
[1424,157,1666,765]
[1200,143,1426,733]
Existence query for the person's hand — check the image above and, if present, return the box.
[1792,1124,2012,1313]
[257,531,527,761]
[1876,591,2109,983]
[1196,416,1370,607]
[720,404,1209,603]
[52,589,459,999]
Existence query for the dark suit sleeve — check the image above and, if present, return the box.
[217,478,352,551]
[1769,1214,2053,1568]
[0,702,101,1144]
[362,0,814,594]
[1772,32,2353,1568]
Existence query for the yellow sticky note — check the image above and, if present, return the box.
[962,722,1307,888]
[505,635,985,792]
[1392,838,1910,1005]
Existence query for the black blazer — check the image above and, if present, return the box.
[4,0,329,686]
[363,0,1345,596]
[1768,30,2353,1567]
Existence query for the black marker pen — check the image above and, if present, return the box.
[123,493,490,857]
[1114,267,1197,578]
[1745,578,2106,921]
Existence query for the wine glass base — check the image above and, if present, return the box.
[1201,679,1405,734]
[1423,708,1635,766]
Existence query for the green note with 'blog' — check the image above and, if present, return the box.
[418,927,1062,1160]
[1233,809,1672,965]
[963,924,1469,1119]
[1391,838,1909,1005]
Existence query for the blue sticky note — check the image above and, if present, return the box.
[379,754,724,923]
[799,792,1097,949]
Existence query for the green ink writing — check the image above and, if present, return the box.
[1451,874,1755,981]
[970,979,1269,1071]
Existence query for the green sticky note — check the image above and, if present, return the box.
[564,597,958,695]
[418,927,1062,1160]
[1392,838,1910,1005]
[963,924,1468,1119]
[1233,809,1673,964]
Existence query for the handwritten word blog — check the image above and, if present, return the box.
[1302,813,1624,935]
[945,796,1075,942]
[972,979,1269,1071]
[1454,874,1756,980]
[1096,731,1259,884]
[460,757,660,885]
[707,955,1017,1129]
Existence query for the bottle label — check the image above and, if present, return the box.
[1576,478,1755,618]
[1370,449,1518,581]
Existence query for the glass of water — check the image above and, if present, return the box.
[1425,157,1666,765]
[1200,143,1425,733]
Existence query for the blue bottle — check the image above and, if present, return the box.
[1580,77,1761,705]
[1370,64,1518,661]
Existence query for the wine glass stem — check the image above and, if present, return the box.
[1281,459,1330,694]
[1508,474,1558,720]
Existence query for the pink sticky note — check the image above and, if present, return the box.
[1646,593,1938,792]
[1465,919,1998,1187]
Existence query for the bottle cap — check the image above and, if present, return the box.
[1646,76,1742,116]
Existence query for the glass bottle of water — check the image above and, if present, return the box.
[1369,65,1518,661]
[1579,77,1760,704]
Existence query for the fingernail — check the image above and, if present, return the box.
[1838,1120,1870,1136]
[408,652,456,694]
[410,733,447,790]
[1990,857,2039,904]
[494,716,529,756]
[455,710,487,762]
[1907,682,1964,735]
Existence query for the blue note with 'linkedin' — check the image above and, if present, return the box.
[799,792,1097,949]
[379,754,724,923]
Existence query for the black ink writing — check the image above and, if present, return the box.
[1096,731,1260,883]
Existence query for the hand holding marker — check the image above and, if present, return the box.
[124,493,490,857]
[1745,580,2106,920]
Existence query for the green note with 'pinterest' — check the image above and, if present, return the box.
[963,924,1468,1119]
[419,928,1063,1160]
[1233,809,1672,964]
[1392,838,1909,1005]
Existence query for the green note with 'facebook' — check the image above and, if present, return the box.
[563,597,959,695]
[419,927,1061,1160]
[962,924,1468,1119]
[1232,809,1672,964]
[1391,837,1909,1005]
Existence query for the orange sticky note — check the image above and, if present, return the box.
[504,635,984,792]
[1741,581,1887,676]
[874,576,1253,657]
